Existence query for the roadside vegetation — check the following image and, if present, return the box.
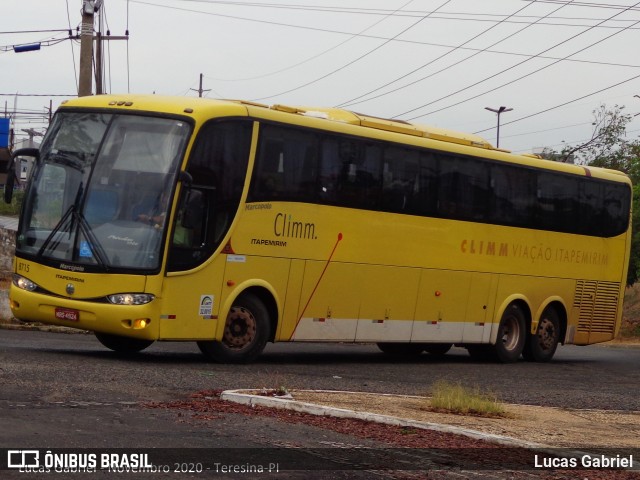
[429,380,509,417]
[621,284,640,338]
[427,380,508,418]
[0,190,22,216]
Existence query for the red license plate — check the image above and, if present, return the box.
[55,307,79,322]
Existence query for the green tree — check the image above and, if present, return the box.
[543,104,640,285]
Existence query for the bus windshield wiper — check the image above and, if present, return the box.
[36,183,110,270]
[37,182,84,257]
[45,150,89,171]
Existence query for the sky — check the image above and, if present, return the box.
[2,0,640,154]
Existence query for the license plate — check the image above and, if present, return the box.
[55,307,79,322]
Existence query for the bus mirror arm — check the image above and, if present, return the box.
[4,148,39,204]
[179,170,193,188]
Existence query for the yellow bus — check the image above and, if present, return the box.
[5,95,632,363]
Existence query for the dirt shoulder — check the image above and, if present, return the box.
[289,390,640,450]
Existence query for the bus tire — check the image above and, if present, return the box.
[522,307,560,362]
[197,293,270,364]
[94,332,154,353]
[377,342,424,356]
[423,343,453,356]
[493,303,526,363]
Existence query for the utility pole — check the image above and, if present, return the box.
[78,1,127,97]
[78,1,98,97]
[191,74,211,98]
[95,29,103,95]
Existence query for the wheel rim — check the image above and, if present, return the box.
[537,317,557,351]
[501,314,521,352]
[222,306,257,350]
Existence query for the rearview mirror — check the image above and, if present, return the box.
[4,148,40,203]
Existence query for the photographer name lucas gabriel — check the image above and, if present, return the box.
[534,453,634,469]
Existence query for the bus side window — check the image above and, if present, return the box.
[537,172,579,232]
[602,183,630,236]
[489,164,536,227]
[175,189,205,247]
[335,140,381,209]
[381,146,419,213]
[250,125,319,203]
[168,119,251,272]
[256,140,284,198]
[319,137,341,204]
[413,151,438,216]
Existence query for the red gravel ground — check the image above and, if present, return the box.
[144,390,639,480]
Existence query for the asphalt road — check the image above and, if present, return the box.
[1,329,639,479]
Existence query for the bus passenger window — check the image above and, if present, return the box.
[250,125,319,203]
[381,147,419,213]
[413,152,438,216]
[318,138,341,204]
[336,140,381,209]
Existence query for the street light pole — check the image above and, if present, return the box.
[484,106,513,148]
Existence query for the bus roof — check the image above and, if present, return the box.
[58,94,630,184]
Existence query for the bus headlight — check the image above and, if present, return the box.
[107,293,155,305]
[13,274,38,292]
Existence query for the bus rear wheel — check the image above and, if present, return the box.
[197,293,270,364]
[493,304,526,363]
[94,332,154,353]
[523,307,560,362]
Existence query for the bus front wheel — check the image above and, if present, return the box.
[522,307,560,362]
[94,332,154,353]
[493,304,526,363]
[197,293,270,364]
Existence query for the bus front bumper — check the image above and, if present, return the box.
[9,286,160,341]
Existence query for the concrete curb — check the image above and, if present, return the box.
[220,389,640,470]
[220,388,546,450]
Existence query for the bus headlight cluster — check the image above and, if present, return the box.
[107,293,155,305]
[13,274,38,292]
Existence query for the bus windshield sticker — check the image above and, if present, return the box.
[79,241,93,258]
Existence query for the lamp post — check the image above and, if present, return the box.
[484,106,513,148]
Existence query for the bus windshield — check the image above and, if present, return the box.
[16,111,191,272]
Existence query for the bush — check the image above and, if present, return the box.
[429,380,507,417]
[0,189,23,216]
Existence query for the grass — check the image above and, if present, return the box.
[0,190,22,216]
[428,380,508,418]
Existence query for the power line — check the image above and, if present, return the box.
[0,93,75,97]
[205,0,418,83]
[0,29,71,35]
[168,0,640,19]
[472,72,640,134]
[65,0,79,93]
[252,0,456,102]
[335,0,541,108]
[396,0,640,120]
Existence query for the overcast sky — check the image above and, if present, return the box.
[2,0,640,154]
